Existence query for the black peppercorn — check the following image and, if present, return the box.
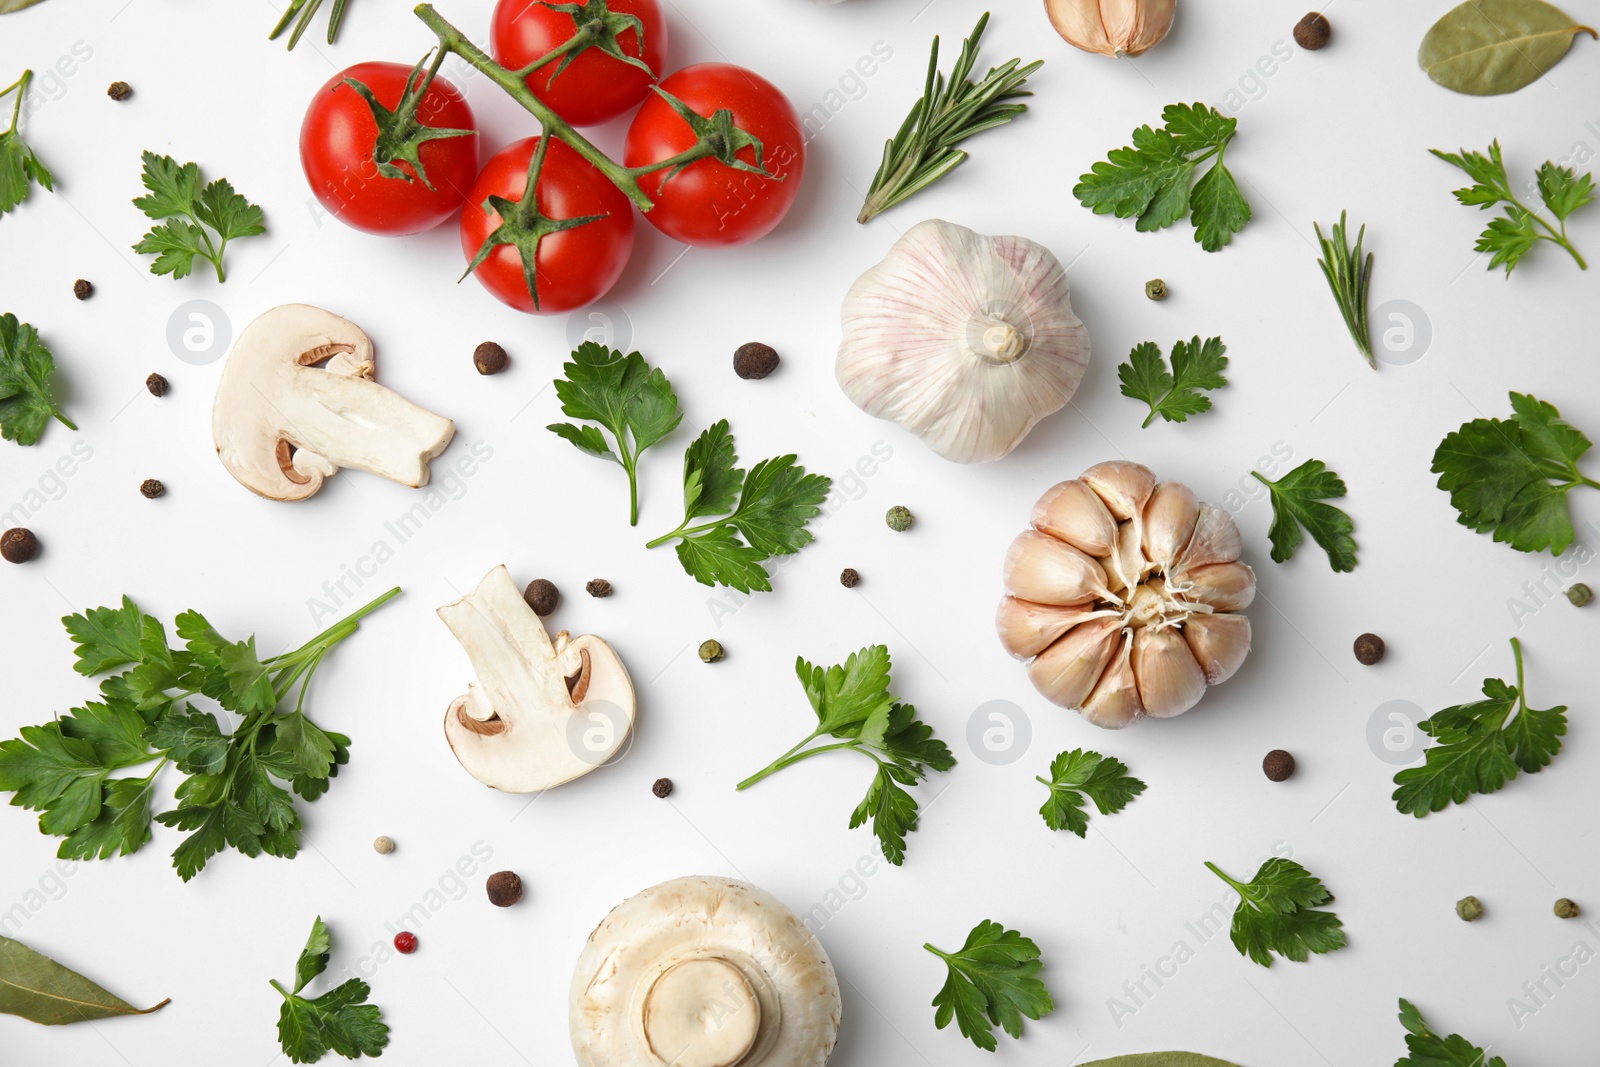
[486,870,524,907]
[1263,749,1296,782]
[473,341,508,375]
[72,279,93,300]
[733,342,780,380]
[140,479,165,499]
[586,578,613,598]
[2,528,40,564]
[1353,633,1385,665]
[107,81,132,101]
[523,579,559,616]
[146,372,169,397]
[1294,12,1331,50]
[652,777,673,798]
[840,567,860,588]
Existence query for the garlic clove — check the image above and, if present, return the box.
[1081,461,1157,521]
[1173,502,1243,575]
[1080,628,1145,728]
[1004,530,1116,605]
[1028,616,1124,709]
[1183,613,1252,685]
[1178,561,1256,612]
[1132,626,1208,718]
[1046,0,1178,57]
[1142,481,1200,571]
[996,597,1119,659]
[1032,479,1118,557]
[1043,0,1116,55]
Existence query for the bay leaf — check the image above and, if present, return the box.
[1419,0,1596,95]
[0,936,169,1026]
[0,0,51,12]
[1082,1055,1245,1067]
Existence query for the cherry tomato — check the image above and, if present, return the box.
[624,64,805,247]
[300,62,479,236]
[459,136,635,315]
[491,0,667,128]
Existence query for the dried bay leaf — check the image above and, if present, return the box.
[0,936,169,1025]
[0,0,51,12]
[1082,1056,1246,1067]
[1419,0,1596,95]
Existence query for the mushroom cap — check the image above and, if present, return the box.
[836,219,1090,463]
[439,566,636,793]
[212,304,455,501]
[571,876,841,1067]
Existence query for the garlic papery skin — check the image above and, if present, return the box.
[998,463,1252,728]
[837,219,1090,464]
[1045,0,1177,58]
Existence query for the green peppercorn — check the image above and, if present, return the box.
[1555,898,1580,919]
[1455,896,1484,922]
[885,505,914,532]
[698,640,724,663]
[1144,278,1167,301]
[1567,583,1592,607]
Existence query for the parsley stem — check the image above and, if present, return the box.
[4,70,30,134]
[736,736,858,790]
[270,979,292,1000]
[1203,860,1244,894]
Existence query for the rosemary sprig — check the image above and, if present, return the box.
[857,13,1041,224]
[1314,211,1375,367]
[271,0,351,50]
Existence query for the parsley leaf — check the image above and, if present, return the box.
[737,645,954,865]
[925,920,1053,1051]
[1251,459,1358,572]
[1432,391,1598,556]
[1036,749,1145,836]
[1396,999,1507,1067]
[0,590,398,879]
[272,917,390,1064]
[0,69,53,221]
[132,151,265,282]
[1204,858,1347,968]
[548,342,682,525]
[1075,102,1252,252]
[0,313,76,447]
[647,420,831,592]
[1393,638,1565,817]
[1118,335,1227,427]
[1431,140,1591,273]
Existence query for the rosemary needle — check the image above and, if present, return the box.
[857,13,1041,224]
[1314,211,1375,367]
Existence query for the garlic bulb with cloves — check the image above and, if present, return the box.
[1045,0,1177,58]
[836,219,1091,463]
[997,462,1253,728]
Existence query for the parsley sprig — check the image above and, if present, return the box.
[0,69,53,221]
[1432,391,1598,555]
[1075,103,1253,252]
[1118,335,1227,427]
[1036,749,1145,836]
[646,420,830,592]
[132,151,265,283]
[548,342,682,525]
[1252,459,1358,572]
[925,920,1053,1051]
[1396,999,1506,1067]
[736,645,954,865]
[271,917,389,1064]
[0,589,397,880]
[858,13,1041,224]
[1204,857,1347,967]
[1432,140,1592,273]
[0,313,76,447]
[1393,638,1566,817]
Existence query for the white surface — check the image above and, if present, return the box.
[2,1,1598,1065]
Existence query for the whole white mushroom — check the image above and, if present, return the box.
[570,876,841,1067]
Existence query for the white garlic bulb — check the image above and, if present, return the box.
[1044,0,1177,58]
[998,462,1253,728]
[836,219,1091,463]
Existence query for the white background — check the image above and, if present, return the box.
[3,0,1599,1064]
